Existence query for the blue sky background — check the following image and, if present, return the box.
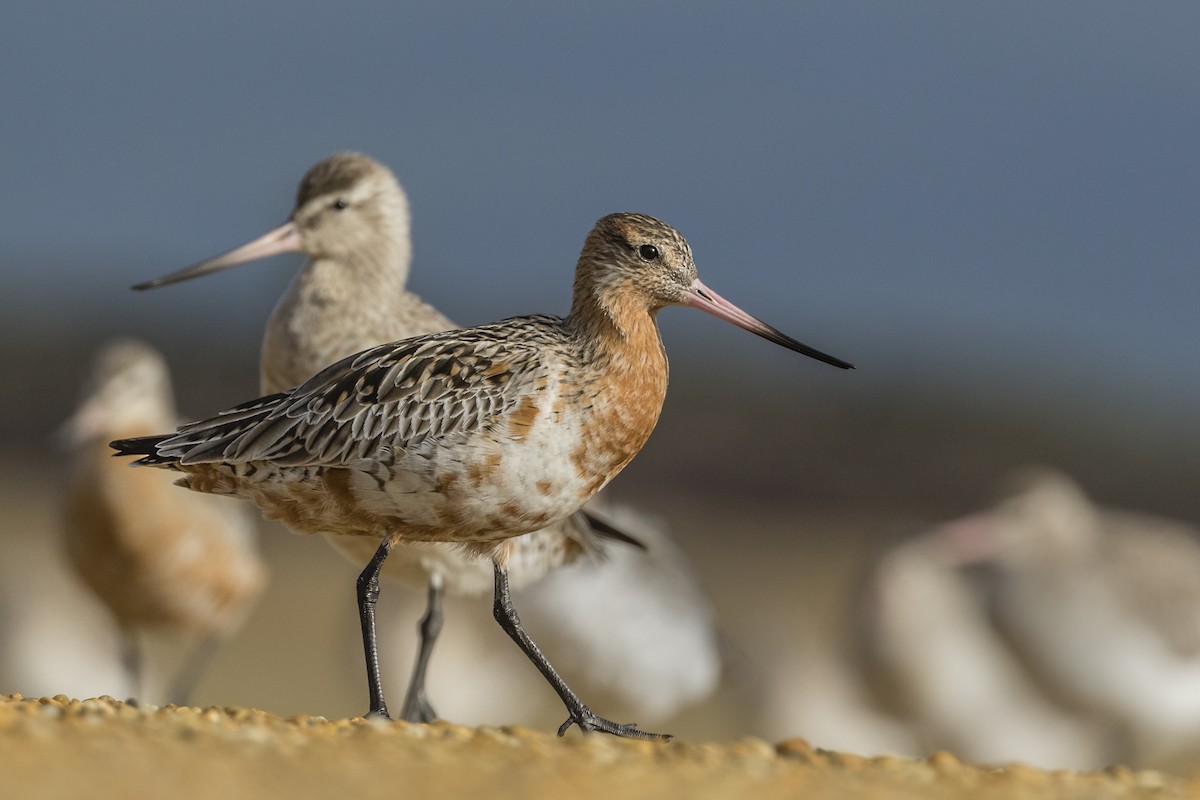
[2,2,1198,429]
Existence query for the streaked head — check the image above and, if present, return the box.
[289,152,410,262]
[576,212,853,369]
[133,152,411,291]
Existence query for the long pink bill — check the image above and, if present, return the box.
[132,220,304,291]
[682,279,854,369]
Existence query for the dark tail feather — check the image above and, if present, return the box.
[581,508,647,551]
[110,435,176,466]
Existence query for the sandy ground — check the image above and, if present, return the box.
[2,695,1194,800]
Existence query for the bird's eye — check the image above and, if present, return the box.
[333,199,349,211]
[637,244,660,262]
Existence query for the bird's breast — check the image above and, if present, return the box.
[567,337,669,498]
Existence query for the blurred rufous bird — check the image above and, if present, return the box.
[63,338,266,704]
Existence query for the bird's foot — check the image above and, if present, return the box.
[557,705,672,741]
[363,704,392,721]
[400,691,437,725]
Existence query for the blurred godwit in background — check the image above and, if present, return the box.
[942,467,1200,769]
[854,529,1108,768]
[747,612,919,758]
[0,531,127,701]
[114,211,852,738]
[135,153,721,726]
[62,339,266,704]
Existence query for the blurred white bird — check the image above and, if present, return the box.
[514,504,722,722]
[0,525,127,700]
[62,339,266,704]
[941,467,1200,769]
[856,529,1108,769]
[747,611,919,757]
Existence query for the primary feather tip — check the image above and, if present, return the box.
[110,435,173,465]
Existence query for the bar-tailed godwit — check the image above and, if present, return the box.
[115,211,852,739]
[134,153,667,725]
[64,339,266,704]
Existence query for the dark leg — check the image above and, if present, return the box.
[357,537,394,719]
[167,633,224,706]
[399,576,444,723]
[120,630,143,702]
[491,561,671,741]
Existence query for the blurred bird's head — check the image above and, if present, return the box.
[61,338,176,445]
[937,467,1101,571]
[133,152,412,291]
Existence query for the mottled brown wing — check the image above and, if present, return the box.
[156,316,563,468]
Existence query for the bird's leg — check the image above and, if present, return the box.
[167,633,225,706]
[357,537,394,719]
[399,574,444,724]
[120,629,144,703]
[491,560,672,741]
